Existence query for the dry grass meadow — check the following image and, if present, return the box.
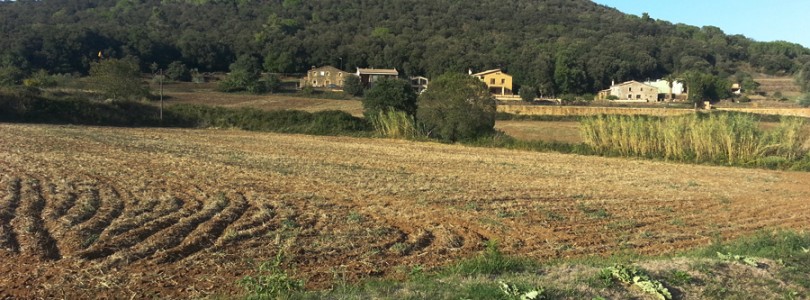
[2,123,810,298]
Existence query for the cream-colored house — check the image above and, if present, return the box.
[471,69,513,96]
[598,80,659,102]
[356,68,399,88]
[644,79,685,100]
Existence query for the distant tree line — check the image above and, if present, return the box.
[1,0,809,95]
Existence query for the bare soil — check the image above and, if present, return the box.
[1,123,810,298]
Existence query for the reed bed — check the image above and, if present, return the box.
[580,113,809,166]
[370,110,424,139]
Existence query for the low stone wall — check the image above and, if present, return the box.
[716,108,810,118]
[498,105,810,118]
[497,105,694,117]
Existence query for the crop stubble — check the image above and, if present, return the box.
[0,123,809,298]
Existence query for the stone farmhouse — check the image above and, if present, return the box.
[644,79,685,100]
[597,80,659,102]
[300,65,350,88]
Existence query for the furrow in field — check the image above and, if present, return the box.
[60,184,100,227]
[212,203,276,248]
[100,193,228,267]
[0,177,21,253]
[76,197,193,260]
[100,196,180,241]
[154,192,249,263]
[10,178,61,260]
[68,184,126,250]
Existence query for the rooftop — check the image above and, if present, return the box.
[356,68,399,75]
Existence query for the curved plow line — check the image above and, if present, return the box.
[155,192,249,263]
[0,177,21,253]
[68,184,126,250]
[99,196,182,241]
[100,194,229,268]
[76,198,194,260]
[11,178,61,260]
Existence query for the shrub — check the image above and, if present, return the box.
[218,54,265,93]
[798,93,810,107]
[416,72,496,142]
[89,57,150,100]
[23,70,58,88]
[519,86,537,102]
[0,65,23,86]
[166,61,190,82]
[361,77,417,119]
[738,95,751,103]
[343,75,363,96]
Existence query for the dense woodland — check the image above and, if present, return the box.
[1,0,809,95]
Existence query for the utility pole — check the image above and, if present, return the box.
[159,69,164,122]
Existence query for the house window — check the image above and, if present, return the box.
[490,78,495,85]
[326,72,330,76]
[338,73,343,77]
[628,94,633,99]
[629,87,632,92]
[501,79,505,84]
[313,80,317,85]
[637,95,641,99]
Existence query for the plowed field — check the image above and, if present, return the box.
[1,123,809,298]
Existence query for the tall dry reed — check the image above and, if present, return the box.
[580,113,809,165]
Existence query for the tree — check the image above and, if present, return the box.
[682,71,730,104]
[89,58,149,100]
[519,86,537,102]
[166,61,190,82]
[0,65,23,86]
[362,78,417,119]
[416,72,496,142]
[796,62,810,92]
[343,75,363,97]
[218,54,264,93]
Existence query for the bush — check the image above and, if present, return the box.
[738,95,751,103]
[370,110,423,139]
[343,75,363,96]
[218,55,265,93]
[416,72,496,142]
[23,70,58,88]
[798,93,810,107]
[166,61,191,82]
[89,58,150,100]
[361,78,416,119]
[0,66,23,86]
[519,86,537,102]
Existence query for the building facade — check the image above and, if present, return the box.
[471,69,513,96]
[598,80,659,102]
[301,65,350,88]
[410,76,429,94]
[356,68,399,88]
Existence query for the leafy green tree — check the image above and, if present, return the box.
[416,72,496,141]
[798,93,810,107]
[362,78,417,119]
[0,65,24,86]
[218,55,264,93]
[89,58,149,100]
[796,62,810,92]
[343,75,363,97]
[519,86,537,102]
[166,61,190,82]
[682,71,730,104]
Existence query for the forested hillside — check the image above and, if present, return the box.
[1,0,809,94]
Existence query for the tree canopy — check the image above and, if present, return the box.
[416,73,496,142]
[0,0,808,94]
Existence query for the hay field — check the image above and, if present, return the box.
[495,120,583,143]
[160,82,364,116]
[2,123,810,298]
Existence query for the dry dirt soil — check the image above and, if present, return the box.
[1,123,810,298]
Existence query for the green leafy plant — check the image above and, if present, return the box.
[717,252,760,267]
[499,280,545,300]
[606,264,672,300]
